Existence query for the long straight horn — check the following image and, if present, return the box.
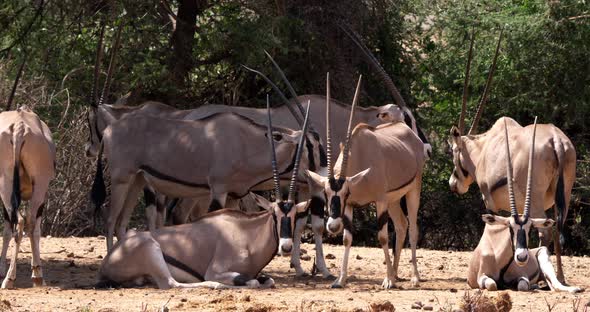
[242,65,304,126]
[264,50,305,118]
[459,28,476,134]
[503,119,518,219]
[523,116,538,221]
[339,24,406,108]
[340,75,362,178]
[326,72,333,179]
[5,56,26,111]
[468,28,504,135]
[91,20,107,107]
[266,95,282,202]
[287,100,311,203]
[98,21,124,106]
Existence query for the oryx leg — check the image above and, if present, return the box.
[155,194,167,229]
[332,205,353,288]
[388,200,408,281]
[1,217,24,289]
[106,178,133,251]
[377,200,395,289]
[115,178,145,241]
[535,247,581,293]
[143,188,158,231]
[291,213,307,277]
[552,207,565,284]
[26,180,49,287]
[0,219,11,277]
[207,186,227,213]
[406,183,422,287]
[478,274,498,291]
[310,196,332,278]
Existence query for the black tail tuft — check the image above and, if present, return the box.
[9,162,20,232]
[91,151,107,225]
[555,172,565,233]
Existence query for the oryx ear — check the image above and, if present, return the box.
[481,214,510,226]
[348,168,371,191]
[295,201,308,213]
[251,192,273,211]
[450,126,461,138]
[531,218,555,229]
[305,170,326,191]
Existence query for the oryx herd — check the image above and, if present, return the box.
[0,23,583,295]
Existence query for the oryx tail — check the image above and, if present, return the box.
[9,122,25,231]
[91,143,107,223]
[553,137,567,235]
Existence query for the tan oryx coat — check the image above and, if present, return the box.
[0,107,55,289]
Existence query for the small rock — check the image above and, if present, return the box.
[428,298,434,302]
[414,301,423,307]
[436,265,444,270]
[411,303,422,309]
[300,249,307,254]
[326,254,336,260]
[241,295,251,302]
[450,288,458,293]
[66,252,75,258]
[97,255,103,259]
[300,254,311,261]
[348,297,353,301]
[356,255,363,260]
[330,263,336,268]
[97,235,106,240]
[46,235,52,239]
[423,305,433,311]
[180,298,187,302]
[452,309,465,312]
[86,246,95,253]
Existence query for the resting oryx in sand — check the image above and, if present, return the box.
[97,99,314,290]
[468,118,581,293]
[0,68,56,288]
[307,75,426,288]
[448,30,575,282]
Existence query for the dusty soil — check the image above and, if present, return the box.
[0,237,588,312]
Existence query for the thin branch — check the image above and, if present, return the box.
[0,0,46,56]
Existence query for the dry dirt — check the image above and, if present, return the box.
[0,237,588,311]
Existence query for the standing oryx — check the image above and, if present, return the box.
[448,30,575,282]
[307,75,426,288]
[96,99,313,290]
[467,118,581,293]
[0,62,56,288]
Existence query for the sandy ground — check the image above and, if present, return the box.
[0,237,588,312]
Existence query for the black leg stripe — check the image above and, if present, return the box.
[162,253,205,281]
[343,215,353,233]
[377,212,388,230]
[233,274,250,286]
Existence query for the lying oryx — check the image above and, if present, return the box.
[448,30,575,282]
[96,99,313,289]
[307,75,426,288]
[0,104,56,288]
[92,110,322,251]
[468,119,581,293]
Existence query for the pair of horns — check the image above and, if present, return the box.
[5,54,27,111]
[339,23,407,109]
[459,28,504,135]
[325,73,362,180]
[267,96,312,204]
[91,18,124,108]
[504,117,537,223]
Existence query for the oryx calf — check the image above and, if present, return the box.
[0,106,56,288]
[307,76,426,288]
[468,119,581,293]
[97,98,313,289]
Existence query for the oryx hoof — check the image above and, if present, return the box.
[246,279,261,289]
[381,278,396,289]
[1,278,14,289]
[324,274,336,281]
[261,277,275,289]
[331,283,343,289]
[295,272,309,278]
[483,279,497,291]
[517,279,530,291]
[410,276,420,287]
[32,277,45,287]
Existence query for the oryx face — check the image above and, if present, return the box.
[482,214,555,267]
[271,201,308,256]
[85,106,103,158]
[448,127,474,194]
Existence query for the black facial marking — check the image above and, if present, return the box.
[516,228,527,250]
[342,215,353,233]
[208,199,222,213]
[306,139,316,172]
[543,220,552,227]
[232,274,250,286]
[272,133,283,141]
[280,216,292,238]
[330,196,341,219]
[377,213,388,230]
[36,203,45,218]
[309,196,325,217]
[329,177,346,192]
[490,177,508,194]
[278,201,294,214]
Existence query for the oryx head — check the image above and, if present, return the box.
[307,74,370,235]
[257,95,313,256]
[376,104,404,123]
[482,117,554,266]
[85,21,123,158]
[448,29,503,194]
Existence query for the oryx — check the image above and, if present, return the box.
[448,30,575,282]
[467,118,581,293]
[0,61,56,288]
[96,99,314,289]
[307,75,426,288]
